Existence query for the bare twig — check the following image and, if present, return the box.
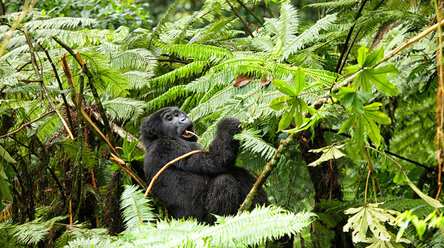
[52,35,114,143]
[23,27,74,140]
[226,0,254,38]
[235,0,264,26]
[0,110,55,139]
[40,43,74,131]
[335,0,368,73]
[144,150,207,197]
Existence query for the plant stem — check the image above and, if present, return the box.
[226,0,254,38]
[235,0,264,26]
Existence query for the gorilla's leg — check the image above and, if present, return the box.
[205,174,242,223]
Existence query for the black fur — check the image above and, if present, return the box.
[140,107,268,223]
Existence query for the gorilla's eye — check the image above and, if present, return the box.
[165,115,173,121]
[174,112,179,117]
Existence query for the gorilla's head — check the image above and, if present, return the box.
[140,107,196,146]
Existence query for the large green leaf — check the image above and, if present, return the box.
[0,145,16,164]
[273,79,298,97]
[278,105,295,132]
[293,67,305,95]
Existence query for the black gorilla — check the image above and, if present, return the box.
[140,107,268,223]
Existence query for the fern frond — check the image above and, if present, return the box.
[161,44,233,62]
[278,2,299,49]
[111,48,156,71]
[120,185,155,229]
[146,85,188,111]
[206,206,315,247]
[102,97,147,121]
[123,71,153,89]
[236,129,277,161]
[7,216,67,245]
[307,0,360,8]
[25,17,97,30]
[282,14,337,60]
[149,61,208,87]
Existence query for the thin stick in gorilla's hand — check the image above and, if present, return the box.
[144,150,208,197]
[184,130,200,139]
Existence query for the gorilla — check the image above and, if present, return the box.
[140,107,268,223]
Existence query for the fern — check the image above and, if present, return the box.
[281,14,337,60]
[102,97,147,121]
[160,44,233,62]
[307,0,361,8]
[120,185,155,229]
[235,129,277,161]
[67,186,315,247]
[0,216,67,246]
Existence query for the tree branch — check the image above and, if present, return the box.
[226,0,254,38]
[0,110,55,139]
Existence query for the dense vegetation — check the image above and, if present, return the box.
[0,0,443,247]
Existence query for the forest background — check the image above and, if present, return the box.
[0,0,443,247]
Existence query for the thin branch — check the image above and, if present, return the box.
[52,35,114,143]
[23,27,74,140]
[39,43,74,131]
[0,110,55,139]
[226,0,254,38]
[335,0,368,73]
[238,136,292,212]
[110,153,147,189]
[235,0,264,26]
[16,61,31,72]
[144,150,207,197]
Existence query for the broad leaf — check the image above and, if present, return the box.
[308,145,346,167]
[278,105,295,132]
[293,67,305,95]
[274,79,298,97]
[269,96,289,110]
[357,46,369,67]
[0,145,16,164]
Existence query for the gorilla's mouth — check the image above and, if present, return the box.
[182,125,196,139]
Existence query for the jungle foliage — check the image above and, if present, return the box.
[0,0,443,247]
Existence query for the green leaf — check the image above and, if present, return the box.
[363,102,382,111]
[274,79,298,97]
[339,115,356,134]
[393,170,405,184]
[367,66,399,95]
[365,110,391,125]
[308,145,346,167]
[403,171,444,208]
[293,67,305,95]
[278,105,295,132]
[269,96,289,110]
[355,118,365,146]
[363,47,384,67]
[354,70,372,92]
[0,145,16,164]
[293,98,308,126]
[0,176,12,201]
[345,65,360,73]
[363,116,381,147]
[357,46,369,67]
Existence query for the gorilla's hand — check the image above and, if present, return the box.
[216,118,241,137]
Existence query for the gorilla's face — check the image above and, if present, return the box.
[160,107,195,140]
[140,107,197,145]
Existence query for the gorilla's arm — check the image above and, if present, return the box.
[163,118,241,176]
